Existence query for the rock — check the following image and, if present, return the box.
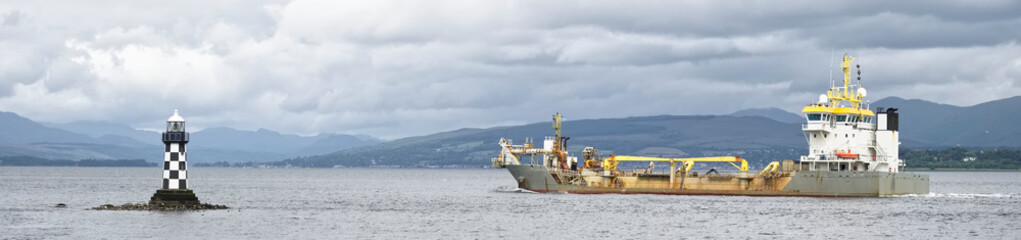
[92,202,229,211]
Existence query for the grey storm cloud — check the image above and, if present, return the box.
[0,0,1019,139]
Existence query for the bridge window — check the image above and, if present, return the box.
[836,115,847,122]
[807,114,822,121]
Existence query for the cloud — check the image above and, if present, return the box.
[0,0,1019,139]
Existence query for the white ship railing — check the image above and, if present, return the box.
[802,122,877,131]
[802,122,829,131]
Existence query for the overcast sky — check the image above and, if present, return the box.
[1,0,1019,139]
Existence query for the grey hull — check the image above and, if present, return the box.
[506,165,929,197]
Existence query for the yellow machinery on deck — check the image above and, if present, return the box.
[601,155,749,173]
[600,155,782,174]
[593,155,781,185]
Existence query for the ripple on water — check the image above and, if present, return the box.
[493,186,537,194]
[891,193,1018,199]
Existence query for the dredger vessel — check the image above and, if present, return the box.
[491,54,929,197]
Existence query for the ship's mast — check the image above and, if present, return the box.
[827,54,863,110]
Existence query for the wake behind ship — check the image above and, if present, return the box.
[491,54,929,197]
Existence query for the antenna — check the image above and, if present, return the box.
[829,49,834,89]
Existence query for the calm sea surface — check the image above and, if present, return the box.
[1,167,1019,239]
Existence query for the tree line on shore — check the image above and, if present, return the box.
[903,147,1021,170]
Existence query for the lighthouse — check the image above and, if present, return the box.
[149,109,200,206]
[162,109,189,189]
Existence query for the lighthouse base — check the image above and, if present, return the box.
[149,189,201,206]
[92,189,227,211]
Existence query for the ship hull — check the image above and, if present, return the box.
[506,164,929,197]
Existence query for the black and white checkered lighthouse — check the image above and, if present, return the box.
[162,109,189,189]
[149,109,200,206]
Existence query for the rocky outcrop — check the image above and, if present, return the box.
[92,189,229,211]
[92,202,228,211]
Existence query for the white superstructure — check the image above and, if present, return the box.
[799,54,903,173]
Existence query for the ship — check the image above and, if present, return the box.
[491,54,929,197]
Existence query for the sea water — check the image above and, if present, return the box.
[1,167,1019,239]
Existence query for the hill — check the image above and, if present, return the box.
[190,127,379,157]
[46,120,158,144]
[730,108,803,124]
[0,112,95,144]
[873,96,1021,147]
[0,112,152,161]
[0,112,381,164]
[275,115,806,168]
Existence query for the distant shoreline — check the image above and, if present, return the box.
[0,165,154,168]
[0,156,155,167]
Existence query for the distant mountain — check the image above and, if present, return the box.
[47,120,159,143]
[871,96,961,145]
[0,112,95,144]
[873,96,1021,147]
[0,142,159,161]
[0,112,382,164]
[730,108,804,124]
[298,134,382,156]
[190,127,381,157]
[276,115,806,168]
[0,112,148,160]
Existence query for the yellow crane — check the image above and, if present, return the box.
[759,161,781,177]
